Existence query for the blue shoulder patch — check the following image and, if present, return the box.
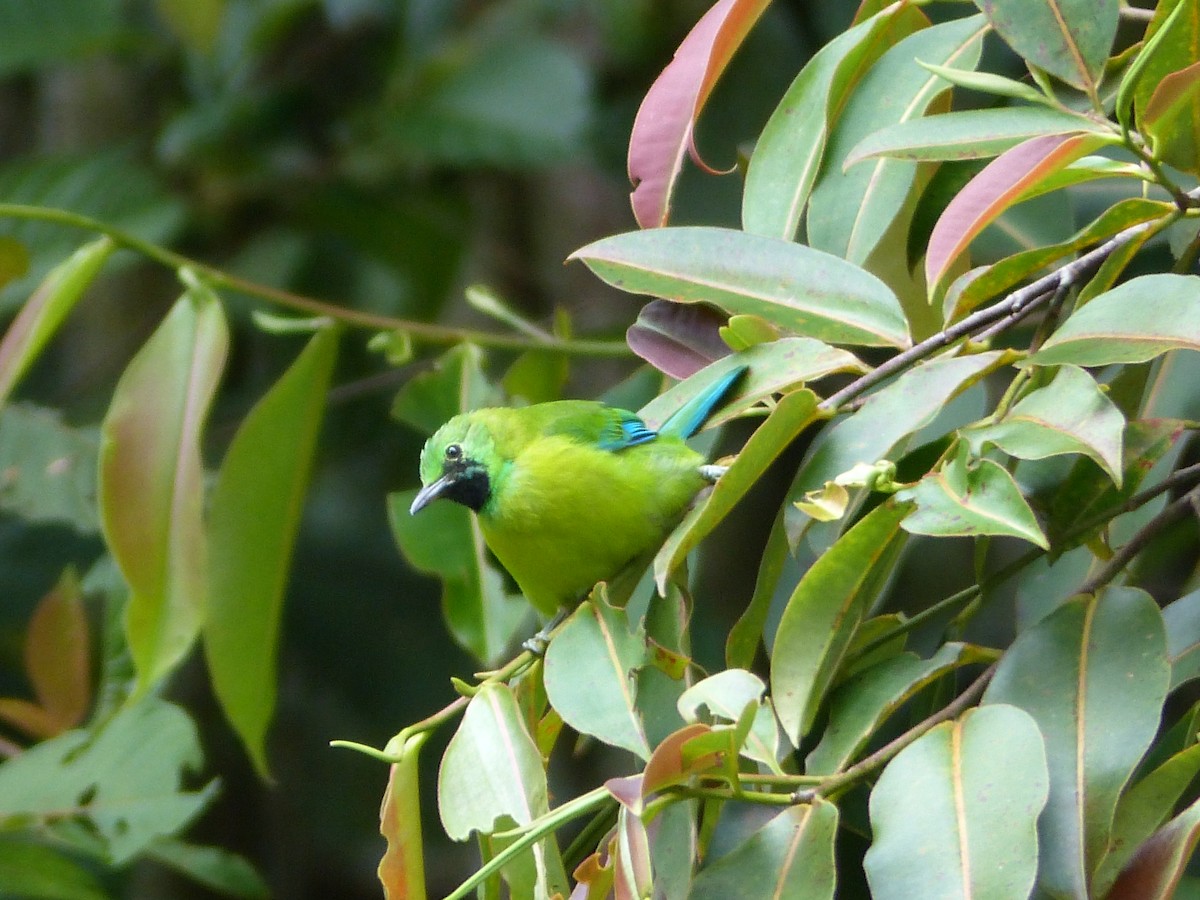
[596,411,657,451]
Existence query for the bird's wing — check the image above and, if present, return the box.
[541,403,658,452]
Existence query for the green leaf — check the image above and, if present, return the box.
[654,389,820,594]
[785,351,1009,544]
[1164,588,1200,692]
[689,800,838,899]
[0,404,99,532]
[771,502,910,744]
[1130,0,1200,125]
[571,227,909,349]
[391,343,495,436]
[806,642,990,775]
[0,839,107,900]
[0,238,113,409]
[543,593,650,759]
[864,705,1049,900]
[637,339,864,431]
[846,107,1095,165]
[962,365,1125,484]
[915,59,1054,105]
[204,328,338,778]
[1093,741,1200,896]
[0,697,217,865]
[741,6,928,239]
[1104,795,1200,900]
[388,490,528,666]
[1029,274,1200,366]
[897,446,1048,548]
[1140,59,1200,175]
[976,0,1118,92]
[807,15,988,265]
[98,283,229,697]
[983,587,1170,899]
[146,839,270,899]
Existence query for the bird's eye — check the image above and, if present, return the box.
[445,443,462,461]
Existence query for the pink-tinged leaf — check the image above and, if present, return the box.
[925,132,1108,289]
[0,238,113,410]
[204,328,338,778]
[626,300,729,379]
[99,282,229,697]
[627,0,770,228]
[641,723,719,797]
[613,805,652,900]
[378,735,429,900]
[25,568,90,734]
[1142,59,1200,175]
[1105,796,1200,900]
[977,0,1118,95]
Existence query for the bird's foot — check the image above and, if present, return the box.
[522,609,568,656]
[698,463,729,482]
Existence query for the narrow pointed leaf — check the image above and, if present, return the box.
[962,365,1125,484]
[806,642,990,775]
[983,588,1170,899]
[1141,59,1200,174]
[926,132,1113,288]
[98,285,229,696]
[1029,274,1200,366]
[689,800,838,899]
[742,5,928,239]
[807,15,988,265]
[897,451,1048,548]
[864,705,1049,900]
[772,501,911,744]
[976,0,1118,92]
[846,107,1096,165]
[544,594,650,759]
[0,237,113,409]
[204,328,338,777]
[572,227,909,349]
[654,389,820,594]
[627,0,770,228]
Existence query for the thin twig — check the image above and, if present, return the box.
[1079,485,1200,596]
[792,662,998,803]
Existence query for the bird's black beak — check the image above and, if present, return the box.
[410,476,453,515]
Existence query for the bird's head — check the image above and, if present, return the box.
[410,413,496,515]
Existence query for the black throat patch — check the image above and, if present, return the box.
[442,459,491,512]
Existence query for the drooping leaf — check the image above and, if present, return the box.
[0,404,99,532]
[626,300,729,379]
[0,697,217,865]
[925,132,1115,288]
[807,15,989,265]
[975,0,1118,93]
[1029,274,1200,366]
[1105,796,1200,900]
[806,642,991,775]
[864,705,1049,900]
[846,106,1095,165]
[771,502,911,745]
[1141,59,1200,175]
[627,0,770,227]
[688,800,838,899]
[543,593,650,759]
[204,328,338,778]
[962,365,1125,484]
[0,238,113,409]
[146,839,270,900]
[741,4,928,239]
[897,445,1048,548]
[983,588,1170,899]
[572,227,909,349]
[98,283,229,696]
[654,389,821,594]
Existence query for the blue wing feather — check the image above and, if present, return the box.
[595,410,657,451]
[659,365,748,439]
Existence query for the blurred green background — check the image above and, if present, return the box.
[0,1,847,896]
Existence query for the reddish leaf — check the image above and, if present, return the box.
[1142,59,1200,174]
[641,723,719,797]
[25,569,90,733]
[378,737,429,900]
[1105,797,1200,900]
[925,132,1108,288]
[628,0,770,228]
[626,300,729,379]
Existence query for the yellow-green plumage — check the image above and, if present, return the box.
[410,371,742,617]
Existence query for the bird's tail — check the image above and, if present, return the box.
[659,364,748,439]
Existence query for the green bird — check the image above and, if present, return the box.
[409,367,745,620]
